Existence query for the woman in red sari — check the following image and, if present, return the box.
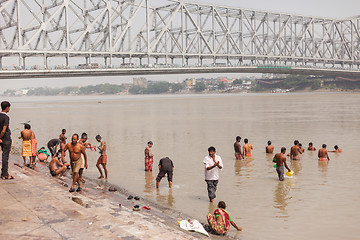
[207,201,242,235]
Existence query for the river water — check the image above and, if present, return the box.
[6,92,360,240]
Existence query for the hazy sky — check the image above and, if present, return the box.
[1,0,359,93]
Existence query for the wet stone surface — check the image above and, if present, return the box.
[0,156,214,240]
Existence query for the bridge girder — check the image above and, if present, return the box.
[0,0,359,72]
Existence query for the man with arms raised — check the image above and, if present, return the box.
[274,147,291,181]
[62,134,87,192]
[318,144,330,161]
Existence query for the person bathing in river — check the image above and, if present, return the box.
[233,136,243,160]
[156,157,174,188]
[318,144,330,161]
[204,146,223,203]
[96,135,108,180]
[308,142,316,151]
[289,140,302,160]
[274,147,291,181]
[207,201,242,235]
[242,138,253,157]
[329,145,342,153]
[266,140,274,153]
[145,141,154,171]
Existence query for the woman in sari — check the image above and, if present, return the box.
[207,201,242,234]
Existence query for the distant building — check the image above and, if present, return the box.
[133,77,147,88]
[185,79,194,88]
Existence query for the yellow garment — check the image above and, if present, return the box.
[22,140,32,157]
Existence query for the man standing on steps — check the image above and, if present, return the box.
[203,146,223,203]
[62,134,87,192]
[0,101,14,180]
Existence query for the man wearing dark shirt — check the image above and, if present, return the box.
[0,101,14,180]
[156,157,174,188]
[47,138,61,157]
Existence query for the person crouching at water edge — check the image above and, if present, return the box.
[96,135,108,180]
[62,134,87,192]
[207,201,242,235]
[145,141,154,171]
[156,157,174,188]
[49,151,70,177]
[274,147,291,181]
[203,146,223,203]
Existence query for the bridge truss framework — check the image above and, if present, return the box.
[0,0,360,71]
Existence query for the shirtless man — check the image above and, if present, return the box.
[62,134,87,192]
[318,144,330,161]
[308,142,316,151]
[266,140,274,153]
[145,141,154,171]
[78,132,92,183]
[242,138,253,157]
[59,129,67,158]
[234,136,243,160]
[21,124,33,165]
[299,143,305,153]
[329,145,342,153]
[290,140,302,160]
[49,151,70,177]
[274,147,291,181]
[96,135,108,180]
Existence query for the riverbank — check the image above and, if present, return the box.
[0,155,218,240]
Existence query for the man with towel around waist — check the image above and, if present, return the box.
[21,123,33,165]
[62,134,87,192]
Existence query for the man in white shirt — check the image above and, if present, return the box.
[203,146,223,202]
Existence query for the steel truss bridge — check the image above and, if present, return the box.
[1,0,360,79]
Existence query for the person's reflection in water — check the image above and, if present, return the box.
[273,181,293,218]
[167,188,175,207]
[318,160,329,178]
[234,158,254,177]
[290,159,302,175]
[144,171,154,196]
[156,188,176,207]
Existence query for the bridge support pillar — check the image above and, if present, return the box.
[66,54,69,68]
[0,57,2,69]
[19,53,25,69]
[44,54,48,69]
